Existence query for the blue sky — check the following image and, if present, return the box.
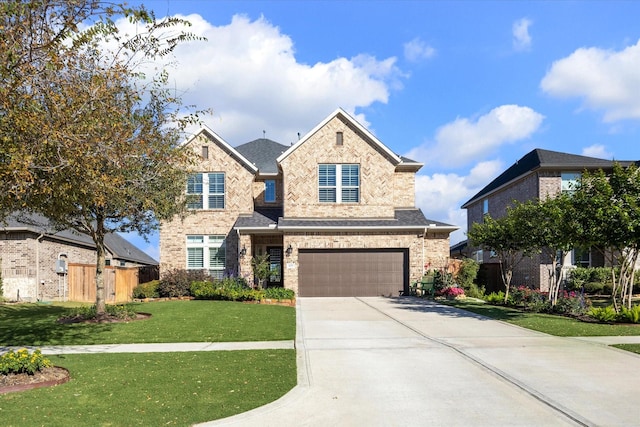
[118,1,640,259]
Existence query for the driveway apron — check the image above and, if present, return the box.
[203,297,640,427]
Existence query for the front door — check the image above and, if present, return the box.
[267,246,283,287]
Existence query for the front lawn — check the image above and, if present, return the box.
[0,300,295,346]
[613,344,640,354]
[446,300,640,336]
[0,350,296,426]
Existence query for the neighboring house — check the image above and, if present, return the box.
[461,148,635,292]
[0,212,158,302]
[160,108,457,297]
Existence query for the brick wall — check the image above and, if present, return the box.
[280,116,399,218]
[159,132,253,274]
[1,232,103,301]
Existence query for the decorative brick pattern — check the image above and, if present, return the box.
[280,116,399,218]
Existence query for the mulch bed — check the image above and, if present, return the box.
[0,367,70,394]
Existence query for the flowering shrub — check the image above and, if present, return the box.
[1,349,51,375]
[439,287,465,299]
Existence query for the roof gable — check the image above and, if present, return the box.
[185,125,258,173]
[276,108,402,165]
[462,148,632,208]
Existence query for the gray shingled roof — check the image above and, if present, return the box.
[462,148,635,208]
[235,139,289,175]
[278,209,455,230]
[234,207,283,229]
[2,212,158,265]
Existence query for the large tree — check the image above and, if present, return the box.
[1,1,205,315]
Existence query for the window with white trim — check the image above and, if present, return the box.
[265,180,276,203]
[186,235,226,279]
[318,164,360,203]
[187,173,225,209]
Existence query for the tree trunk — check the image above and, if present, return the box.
[93,216,107,316]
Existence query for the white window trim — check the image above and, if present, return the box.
[187,173,225,210]
[318,163,360,203]
[186,235,226,278]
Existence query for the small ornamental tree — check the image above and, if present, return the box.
[468,210,532,304]
[571,164,640,311]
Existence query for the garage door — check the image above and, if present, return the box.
[298,249,408,297]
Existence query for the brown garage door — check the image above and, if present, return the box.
[298,249,408,297]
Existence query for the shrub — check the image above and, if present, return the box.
[583,281,604,295]
[158,269,209,297]
[0,348,51,375]
[264,287,295,300]
[588,306,618,323]
[192,277,265,302]
[68,303,138,320]
[509,286,548,312]
[485,291,505,305]
[619,305,640,324]
[553,291,589,316]
[567,267,612,294]
[190,280,217,299]
[456,259,479,289]
[439,286,465,299]
[132,280,160,299]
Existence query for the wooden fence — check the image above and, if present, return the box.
[68,263,139,303]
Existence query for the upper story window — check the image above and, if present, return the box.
[186,235,226,279]
[318,164,360,203]
[482,199,489,215]
[265,180,276,203]
[561,172,581,194]
[187,173,225,210]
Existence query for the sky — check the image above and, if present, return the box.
[117,0,640,261]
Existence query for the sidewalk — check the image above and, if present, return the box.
[0,340,294,355]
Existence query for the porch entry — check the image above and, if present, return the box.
[267,246,283,287]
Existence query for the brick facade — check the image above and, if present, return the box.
[160,111,455,295]
[1,232,121,302]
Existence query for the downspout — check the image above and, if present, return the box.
[422,227,427,275]
[35,233,44,301]
[236,229,242,276]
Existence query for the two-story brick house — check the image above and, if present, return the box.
[461,148,634,292]
[160,108,457,297]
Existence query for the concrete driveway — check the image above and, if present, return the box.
[205,297,640,427]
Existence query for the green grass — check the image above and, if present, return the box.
[612,344,640,354]
[0,350,296,426]
[0,300,295,345]
[446,300,640,336]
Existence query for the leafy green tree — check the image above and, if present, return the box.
[1,1,206,315]
[510,195,578,306]
[571,164,640,311]
[468,210,532,304]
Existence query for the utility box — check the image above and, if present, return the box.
[56,259,67,274]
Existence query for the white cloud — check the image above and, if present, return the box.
[582,144,612,159]
[111,13,403,144]
[405,105,544,168]
[415,159,503,245]
[512,18,532,51]
[540,39,640,122]
[404,37,436,62]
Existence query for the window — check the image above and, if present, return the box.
[318,164,359,203]
[187,173,225,209]
[186,235,226,279]
[572,247,590,268]
[483,199,489,215]
[265,180,276,203]
[561,172,581,194]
